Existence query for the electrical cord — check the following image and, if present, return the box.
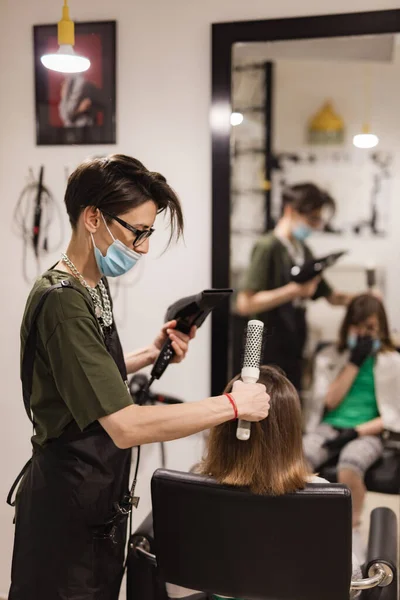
[13,168,64,283]
[124,374,184,568]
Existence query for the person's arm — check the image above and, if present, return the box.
[124,346,158,374]
[326,291,353,306]
[325,337,374,410]
[325,363,359,410]
[99,380,270,449]
[236,277,321,316]
[236,285,298,316]
[124,320,196,375]
[356,417,383,437]
[324,416,384,451]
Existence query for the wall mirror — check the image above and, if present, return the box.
[211,9,400,552]
[211,10,400,392]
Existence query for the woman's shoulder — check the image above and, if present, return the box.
[253,232,280,253]
[37,271,91,313]
[22,271,95,341]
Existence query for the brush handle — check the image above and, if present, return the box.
[236,372,260,441]
[236,419,251,441]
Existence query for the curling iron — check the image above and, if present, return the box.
[290,250,347,284]
[236,319,264,441]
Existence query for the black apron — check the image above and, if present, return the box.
[258,243,307,391]
[8,280,132,600]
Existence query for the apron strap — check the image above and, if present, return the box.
[6,457,33,507]
[21,280,73,425]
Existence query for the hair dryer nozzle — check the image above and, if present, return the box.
[290,250,347,283]
[151,288,233,381]
[164,288,233,332]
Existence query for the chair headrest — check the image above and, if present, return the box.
[152,469,352,600]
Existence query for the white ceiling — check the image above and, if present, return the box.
[233,34,396,66]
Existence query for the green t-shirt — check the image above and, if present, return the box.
[21,269,133,446]
[323,356,379,428]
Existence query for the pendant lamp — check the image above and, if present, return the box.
[353,64,379,149]
[41,0,90,74]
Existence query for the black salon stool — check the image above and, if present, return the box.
[127,469,398,600]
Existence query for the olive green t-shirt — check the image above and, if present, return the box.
[240,233,332,358]
[21,270,133,446]
[242,232,332,299]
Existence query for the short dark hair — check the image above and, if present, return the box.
[282,183,335,216]
[338,293,395,352]
[65,154,184,244]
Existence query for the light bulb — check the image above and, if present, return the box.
[41,45,90,73]
[352,133,379,149]
[230,112,244,126]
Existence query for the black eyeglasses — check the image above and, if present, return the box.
[101,210,155,248]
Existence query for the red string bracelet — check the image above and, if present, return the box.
[224,393,238,420]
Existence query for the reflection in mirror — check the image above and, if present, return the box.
[229,32,400,561]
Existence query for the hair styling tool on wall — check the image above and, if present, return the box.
[13,166,64,282]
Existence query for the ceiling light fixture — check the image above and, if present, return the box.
[41,0,90,74]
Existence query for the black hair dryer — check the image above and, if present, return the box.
[150,288,233,382]
[290,251,347,284]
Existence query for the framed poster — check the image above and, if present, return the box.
[33,20,116,145]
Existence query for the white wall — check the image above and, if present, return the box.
[1,0,399,595]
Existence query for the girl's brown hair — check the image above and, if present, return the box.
[200,365,310,496]
[338,293,395,352]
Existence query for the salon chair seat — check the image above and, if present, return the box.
[127,469,398,600]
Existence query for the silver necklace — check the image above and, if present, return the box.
[61,253,113,328]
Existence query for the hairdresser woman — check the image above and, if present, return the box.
[8,154,270,600]
[236,183,352,391]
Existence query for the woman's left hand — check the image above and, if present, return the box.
[151,320,197,364]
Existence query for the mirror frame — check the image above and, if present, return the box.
[211,9,400,396]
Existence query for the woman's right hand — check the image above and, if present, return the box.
[230,380,270,421]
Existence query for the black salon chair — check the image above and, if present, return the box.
[311,342,400,495]
[127,469,398,600]
[319,448,400,494]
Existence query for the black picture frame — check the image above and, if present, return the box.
[33,20,116,145]
[211,9,400,396]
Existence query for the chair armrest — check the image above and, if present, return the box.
[356,507,398,600]
[367,507,397,571]
[130,511,157,566]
